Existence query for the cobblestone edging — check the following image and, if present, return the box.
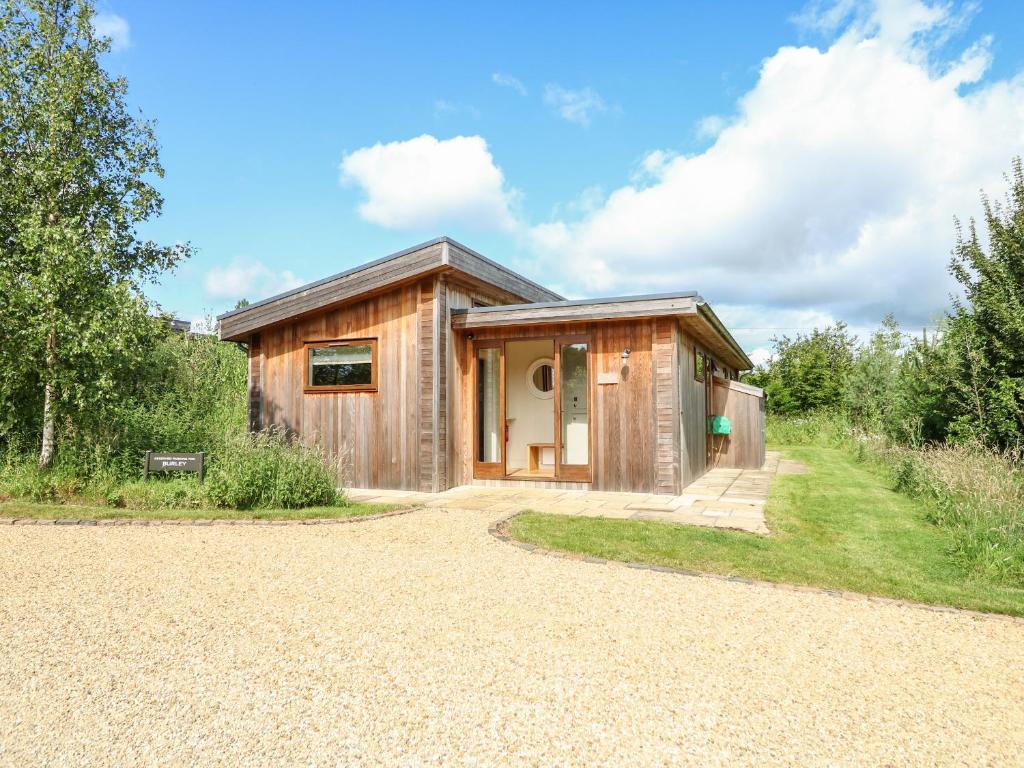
[0,508,417,527]
[488,512,1024,627]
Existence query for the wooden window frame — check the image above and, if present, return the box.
[303,338,378,393]
[694,347,706,382]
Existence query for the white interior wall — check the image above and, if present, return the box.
[505,339,554,470]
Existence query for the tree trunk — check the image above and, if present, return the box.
[38,332,56,469]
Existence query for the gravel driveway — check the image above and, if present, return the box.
[1,509,1021,767]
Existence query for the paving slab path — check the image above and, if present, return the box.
[349,451,789,534]
[0,509,1020,767]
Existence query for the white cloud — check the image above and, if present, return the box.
[203,259,304,303]
[340,134,517,231]
[544,84,607,126]
[492,72,527,96]
[528,0,1024,329]
[434,100,482,120]
[696,115,728,140]
[748,347,773,368]
[93,12,130,52]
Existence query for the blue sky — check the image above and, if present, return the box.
[100,0,1024,361]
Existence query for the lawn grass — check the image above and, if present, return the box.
[0,499,402,521]
[507,446,1024,617]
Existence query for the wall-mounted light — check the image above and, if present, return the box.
[621,347,631,360]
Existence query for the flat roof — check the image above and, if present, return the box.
[451,291,752,370]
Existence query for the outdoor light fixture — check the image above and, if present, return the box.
[621,348,631,360]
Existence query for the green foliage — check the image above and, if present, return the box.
[746,324,856,415]
[0,0,191,465]
[768,413,1024,585]
[745,158,1024,453]
[0,334,344,510]
[204,431,341,510]
[945,157,1024,446]
[108,477,207,510]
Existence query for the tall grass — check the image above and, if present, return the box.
[204,430,342,509]
[0,332,346,511]
[769,413,1024,584]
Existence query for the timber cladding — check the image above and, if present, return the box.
[451,319,665,493]
[257,281,423,490]
[227,238,762,495]
[711,376,766,470]
[254,274,533,492]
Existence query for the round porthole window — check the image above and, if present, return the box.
[526,358,555,399]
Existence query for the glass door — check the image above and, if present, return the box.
[555,337,591,481]
[473,341,505,479]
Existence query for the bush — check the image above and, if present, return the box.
[204,431,342,509]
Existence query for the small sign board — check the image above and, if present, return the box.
[144,451,205,482]
[597,371,619,385]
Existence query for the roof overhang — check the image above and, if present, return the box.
[217,237,563,342]
[451,292,753,371]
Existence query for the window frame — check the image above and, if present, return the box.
[303,337,378,393]
[694,347,706,382]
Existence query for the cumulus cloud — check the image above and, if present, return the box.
[492,72,527,95]
[340,134,517,231]
[93,12,130,52]
[544,84,607,126]
[528,0,1024,329]
[203,259,305,303]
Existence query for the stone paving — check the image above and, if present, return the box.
[348,451,794,534]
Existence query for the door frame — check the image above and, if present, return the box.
[471,340,506,479]
[553,334,592,482]
[470,334,593,483]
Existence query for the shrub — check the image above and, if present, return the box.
[204,430,342,509]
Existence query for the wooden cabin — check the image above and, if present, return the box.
[217,237,765,495]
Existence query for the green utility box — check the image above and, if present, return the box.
[708,415,732,435]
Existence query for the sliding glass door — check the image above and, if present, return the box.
[473,342,505,478]
[472,336,591,482]
[555,337,590,481]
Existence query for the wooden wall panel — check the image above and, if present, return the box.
[417,281,435,491]
[711,377,766,469]
[677,325,708,487]
[653,318,680,494]
[259,281,422,490]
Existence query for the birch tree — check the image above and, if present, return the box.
[0,0,189,466]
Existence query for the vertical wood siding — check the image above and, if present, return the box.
[258,281,422,490]
[417,281,436,492]
[653,318,681,494]
[711,377,766,469]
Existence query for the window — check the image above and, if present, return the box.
[526,358,555,399]
[694,348,706,382]
[304,339,377,392]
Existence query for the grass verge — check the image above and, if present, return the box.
[0,499,402,521]
[506,446,1024,617]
